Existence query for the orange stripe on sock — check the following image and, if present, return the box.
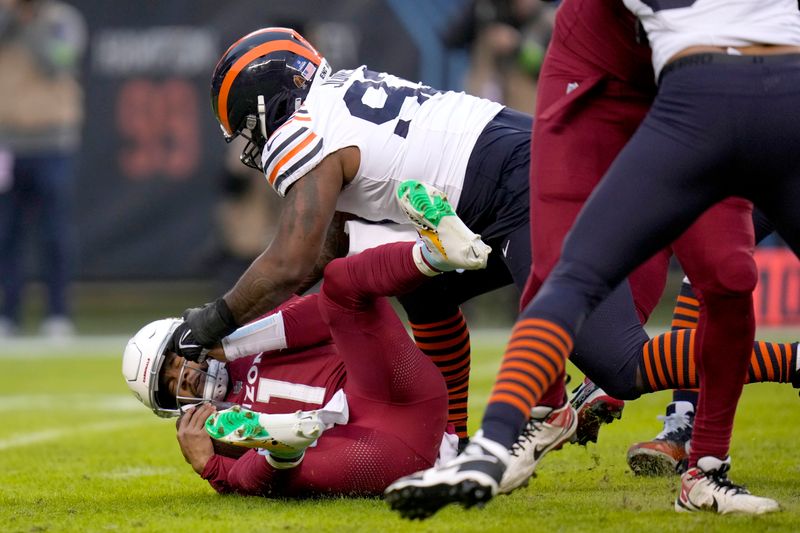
[501,359,552,390]
[671,319,697,329]
[652,335,667,388]
[449,391,469,401]
[506,341,565,373]
[500,350,563,380]
[411,321,468,339]
[642,341,658,390]
[489,392,533,417]
[432,360,470,376]
[415,333,469,351]
[751,342,765,381]
[428,346,470,362]
[779,343,789,382]
[761,341,777,381]
[493,380,537,405]
[508,330,570,359]
[676,329,686,388]
[676,295,700,307]
[534,348,565,378]
[675,308,700,318]
[516,318,572,351]
[663,332,674,385]
[409,314,464,331]
[687,335,697,388]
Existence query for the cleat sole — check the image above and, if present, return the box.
[627,448,680,477]
[385,479,495,520]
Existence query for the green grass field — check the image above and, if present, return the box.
[2,331,799,532]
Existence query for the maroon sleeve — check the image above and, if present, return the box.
[201,450,288,496]
[278,294,333,349]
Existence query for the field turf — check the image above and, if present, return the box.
[2,331,799,532]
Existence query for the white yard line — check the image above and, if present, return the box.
[96,466,178,479]
[0,335,129,358]
[0,419,150,451]
[0,394,143,412]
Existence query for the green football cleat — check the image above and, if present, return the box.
[205,405,325,458]
[397,180,491,273]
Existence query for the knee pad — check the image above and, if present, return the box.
[688,250,757,296]
[320,258,351,306]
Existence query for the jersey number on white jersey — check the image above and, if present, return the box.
[343,70,439,139]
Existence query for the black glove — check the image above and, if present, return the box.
[169,298,238,362]
[169,322,208,363]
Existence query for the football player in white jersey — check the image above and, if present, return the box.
[387,0,800,518]
[167,28,536,437]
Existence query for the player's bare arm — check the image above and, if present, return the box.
[223,151,349,325]
[293,211,352,296]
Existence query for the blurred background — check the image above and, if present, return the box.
[0,0,796,340]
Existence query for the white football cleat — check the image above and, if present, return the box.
[675,456,779,514]
[499,402,577,494]
[397,180,491,274]
[205,405,324,458]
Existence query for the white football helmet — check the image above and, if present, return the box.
[122,318,229,418]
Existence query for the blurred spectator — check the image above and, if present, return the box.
[0,0,86,337]
[213,137,282,293]
[443,0,555,113]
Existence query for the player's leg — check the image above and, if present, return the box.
[521,67,659,452]
[385,78,737,517]
[318,242,449,466]
[628,207,777,476]
[638,331,798,392]
[213,422,442,498]
[628,329,798,475]
[318,197,491,461]
[398,254,513,443]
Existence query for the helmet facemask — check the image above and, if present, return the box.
[237,111,268,171]
[236,88,303,172]
[169,358,230,411]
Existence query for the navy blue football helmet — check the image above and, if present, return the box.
[211,28,330,170]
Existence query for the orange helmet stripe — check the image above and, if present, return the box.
[218,39,322,136]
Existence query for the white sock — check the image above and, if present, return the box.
[412,241,441,277]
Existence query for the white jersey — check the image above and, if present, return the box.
[260,66,503,224]
[624,0,800,78]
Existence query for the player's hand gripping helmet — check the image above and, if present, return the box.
[122,318,229,418]
[210,27,331,171]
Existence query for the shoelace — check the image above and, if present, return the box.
[705,471,750,496]
[509,418,546,457]
[655,412,694,442]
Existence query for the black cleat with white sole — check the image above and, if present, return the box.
[384,432,509,520]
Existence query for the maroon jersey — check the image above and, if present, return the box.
[200,272,447,498]
[224,343,346,415]
[552,0,654,89]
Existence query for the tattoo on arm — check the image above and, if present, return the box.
[222,163,343,324]
[294,212,352,295]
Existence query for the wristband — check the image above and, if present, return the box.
[187,298,239,347]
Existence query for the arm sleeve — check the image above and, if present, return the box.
[221,294,331,360]
[201,450,289,496]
